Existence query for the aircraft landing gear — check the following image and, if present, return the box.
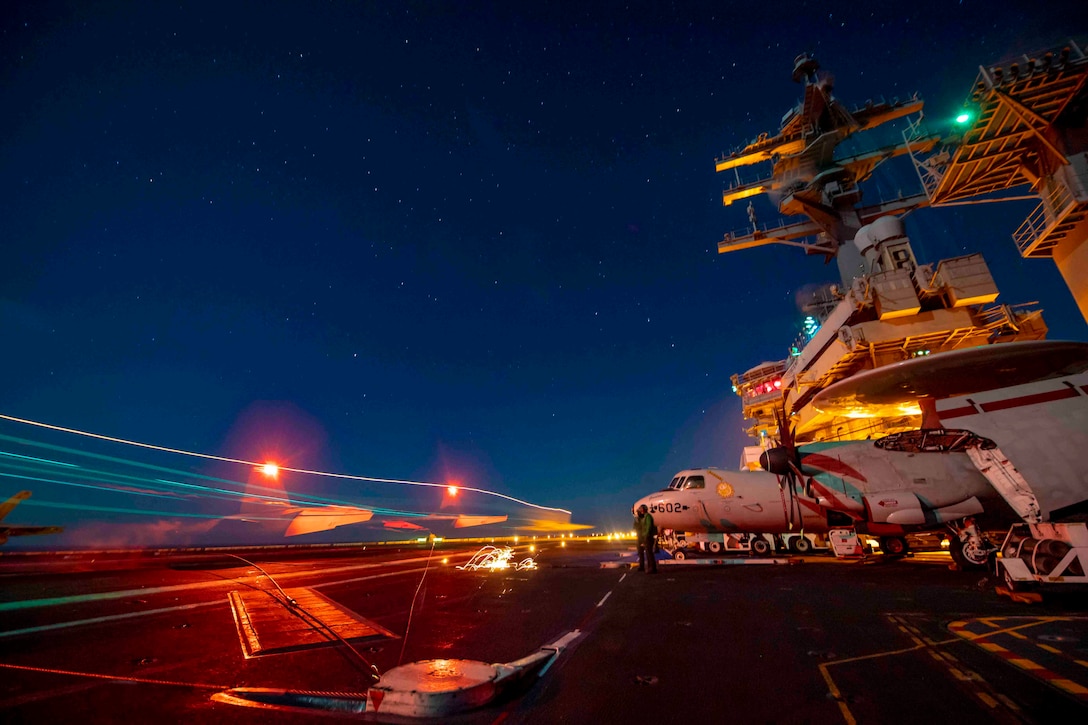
[948,517,997,570]
[879,536,908,558]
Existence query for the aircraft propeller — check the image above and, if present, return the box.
[760,404,806,530]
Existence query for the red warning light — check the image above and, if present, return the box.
[260,462,280,479]
[447,485,459,497]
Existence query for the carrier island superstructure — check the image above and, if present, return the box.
[717,45,1088,464]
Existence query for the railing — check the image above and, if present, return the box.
[974,304,1015,331]
[1012,181,1074,255]
[902,112,943,200]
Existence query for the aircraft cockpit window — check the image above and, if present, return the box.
[668,476,683,490]
[683,476,705,490]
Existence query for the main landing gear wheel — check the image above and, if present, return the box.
[789,537,813,555]
[750,537,772,557]
[880,536,908,558]
[949,540,995,571]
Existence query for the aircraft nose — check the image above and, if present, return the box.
[632,495,650,514]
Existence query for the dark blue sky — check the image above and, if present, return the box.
[1,2,1084,543]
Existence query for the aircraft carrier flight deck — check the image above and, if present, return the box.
[2,540,1086,723]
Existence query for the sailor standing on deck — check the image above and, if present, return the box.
[634,504,658,574]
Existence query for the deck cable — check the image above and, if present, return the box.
[397,538,437,666]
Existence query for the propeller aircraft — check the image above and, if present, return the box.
[635,340,1088,569]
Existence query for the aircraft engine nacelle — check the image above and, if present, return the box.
[864,493,984,526]
[759,447,793,476]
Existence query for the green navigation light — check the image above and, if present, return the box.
[955,112,971,124]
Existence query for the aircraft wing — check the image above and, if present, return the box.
[283,510,510,536]
[0,491,64,544]
[283,506,375,537]
[453,515,508,528]
[0,490,33,521]
[1,525,64,538]
[231,502,512,537]
[379,514,591,532]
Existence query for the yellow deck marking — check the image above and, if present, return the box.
[817,663,856,725]
[1054,679,1088,695]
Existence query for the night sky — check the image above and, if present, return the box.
[1,2,1084,546]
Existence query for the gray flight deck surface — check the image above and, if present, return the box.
[1,542,1086,723]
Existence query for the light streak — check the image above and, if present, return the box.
[0,413,570,514]
[0,450,78,467]
[0,443,429,519]
[0,470,192,502]
[0,443,504,525]
[456,545,537,571]
[18,498,229,519]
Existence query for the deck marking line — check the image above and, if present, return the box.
[0,567,425,639]
[0,552,447,612]
[0,600,220,639]
[950,616,1081,641]
[596,592,612,608]
[816,662,856,725]
[772,615,1004,725]
[950,618,1088,701]
[886,615,1018,720]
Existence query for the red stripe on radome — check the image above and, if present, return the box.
[980,386,1079,412]
[800,453,868,483]
[938,405,978,420]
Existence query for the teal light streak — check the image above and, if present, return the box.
[0,450,78,467]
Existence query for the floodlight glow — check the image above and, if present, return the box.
[260,462,279,479]
[955,112,970,124]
